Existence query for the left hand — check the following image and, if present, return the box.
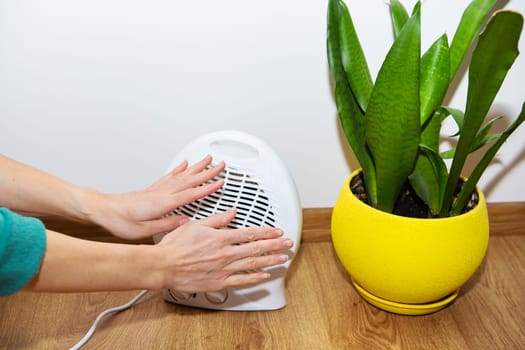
[87,155,225,240]
[153,208,293,293]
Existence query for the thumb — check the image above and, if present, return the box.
[142,214,190,237]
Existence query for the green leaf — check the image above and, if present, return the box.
[365,3,421,213]
[421,108,443,151]
[420,35,450,125]
[440,134,500,159]
[327,0,377,204]
[410,112,445,213]
[472,116,503,148]
[440,116,502,159]
[440,10,523,216]
[452,102,525,215]
[389,0,409,38]
[449,0,498,81]
[440,149,455,159]
[440,106,465,137]
[409,145,448,215]
[476,115,502,136]
[338,0,373,112]
[473,133,501,149]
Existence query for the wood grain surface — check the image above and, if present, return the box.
[1,204,524,349]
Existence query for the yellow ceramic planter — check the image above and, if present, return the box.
[331,170,489,315]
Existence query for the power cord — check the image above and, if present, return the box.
[69,289,149,350]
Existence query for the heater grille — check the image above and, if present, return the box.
[173,165,276,228]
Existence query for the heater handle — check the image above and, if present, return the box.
[210,139,260,160]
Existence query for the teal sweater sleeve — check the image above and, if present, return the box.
[0,208,46,296]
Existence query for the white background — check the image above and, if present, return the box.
[1,0,524,208]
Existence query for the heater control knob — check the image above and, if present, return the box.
[205,289,229,304]
[168,289,192,301]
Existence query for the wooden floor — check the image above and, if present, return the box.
[1,204,524,349]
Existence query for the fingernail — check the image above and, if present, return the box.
[283,238,293,248]
[278,254,289,263]
[275,229,284,236]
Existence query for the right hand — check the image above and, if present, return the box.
[153,208,293,293]
[85,155,226,240]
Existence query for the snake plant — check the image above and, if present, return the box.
[327,0,525,217]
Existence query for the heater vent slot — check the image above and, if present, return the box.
[172,165,276,228]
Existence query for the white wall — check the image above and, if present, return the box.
[1,0,524,208]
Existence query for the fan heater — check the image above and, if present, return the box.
[153,130,302,311]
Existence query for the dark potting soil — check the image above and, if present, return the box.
[349,172,479,218]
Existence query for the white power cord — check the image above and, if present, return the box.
[69,289,149,350]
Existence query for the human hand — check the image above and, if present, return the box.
[87,155,225,240]
[152,208,294,293]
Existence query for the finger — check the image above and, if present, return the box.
[197,208,238,229]
[221,226,287,246]
[220,271,272,289]
[147,160,189,191]
[169,160,189,175]
[225,252,290,273]
[182,161,225,189]
[225,237,293,261]
[171,180,224,207]
[161,159,224,194]
[140,215,190,237]
[186,155,214,174]
[151,180,224,219]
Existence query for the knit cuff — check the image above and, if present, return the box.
[0,208,47,296]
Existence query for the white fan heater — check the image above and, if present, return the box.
[153,130,302,311]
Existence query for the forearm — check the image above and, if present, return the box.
[25,230,161,293]
[0,155,229,240]
[23,212,293,294]
[0,154,98,221]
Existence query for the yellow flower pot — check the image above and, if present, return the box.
[331,170,489,315]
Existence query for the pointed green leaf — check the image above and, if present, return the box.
[420,35,450,124]
[440,134,501,159]
[440,149,455,159]
[421,108,442,151]
[452,102,525,215]
[409,145,448,215]
[409,154,439,215]
[338,0,373,112]
[441,115,502,159]
[327,0,377,204]
[473,133,501,149]
[389,0,409,38]
[476,116,503,138]
[410,112,445,213]
[441,10,523,216]
[471,116,504,149]
[449,0,497,80]
[441,106,465,137]
[365,4,421,213]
